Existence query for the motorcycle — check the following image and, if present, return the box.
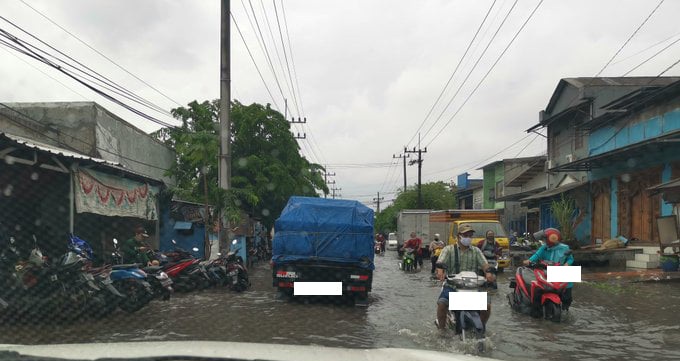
[110,238,154,312]
[508,257,570,322]
[439,271,488,353]
[224,239,250,292]
[374,241,383,255]
[400,247,416,271]
[160,240,210,292]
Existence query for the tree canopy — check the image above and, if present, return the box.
[152,100,328,228]
[374,181,457,233]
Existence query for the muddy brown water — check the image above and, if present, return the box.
[1,252,680,361]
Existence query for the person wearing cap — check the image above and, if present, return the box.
[122,226,152,266]
[434,223,495,332]
[428,233,446,274]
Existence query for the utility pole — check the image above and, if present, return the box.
[405,139,427,209]
[393,152,410,191]
[218,0,231,254]
[373,191,385,213]
[323,166,336,198]
[331,186,342,199]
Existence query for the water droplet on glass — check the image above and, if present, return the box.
[3,185,13,196]
[58,206,67,213]
[238,158,248,167]
[14,224,21,232]
[266,183,275,191]
[271,149,280,157]
[235,199,242,206]
[262,209,270,216]
[626,158,636,168]
[4,157,15,165]
[302,186,310,193]
[34,219,42,226]
[621,174,631,183]
[30,172,39,181]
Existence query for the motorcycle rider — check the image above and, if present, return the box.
[522,228,574,310]
[122,226,152,266]
[435,224,495,332]
[429,233,446,274]
[477,230,500,288]
[375,233,385,254]
[401,232,423,269]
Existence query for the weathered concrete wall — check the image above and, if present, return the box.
[0,102,174,184]
[0,102,97,156]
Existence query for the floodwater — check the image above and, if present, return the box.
[2,252,680,361]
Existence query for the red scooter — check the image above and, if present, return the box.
[508,257,570,322]
[160,240,210,292]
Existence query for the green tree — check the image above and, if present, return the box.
[374,181,457,233]
[152,100,328,230]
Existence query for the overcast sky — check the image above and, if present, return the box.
[2,0,680,209]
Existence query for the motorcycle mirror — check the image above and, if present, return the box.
[192,247,199,252]
[232,239,238,245]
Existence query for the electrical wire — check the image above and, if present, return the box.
[280,0,306,117]
[622,35,680,76]
[272,0,300,118]
[419,0,519,143]
[405,0,498,149]
[424,0,544,148]
[19,0,184,108]
[231,12,281,111]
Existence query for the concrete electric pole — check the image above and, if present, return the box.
[218,0,231,253]
[373,191,385,213]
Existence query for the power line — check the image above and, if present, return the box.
[0,16,175,120]
[280,0,306,117]
[19,0,184,108]
[0,46,89,100]
[622,36,680,76]
[0,32,176,129]
[272,0,300,118]
[420,0,519,143]
[231,12,281,110]
[405,0,498,149]
[247,0,288,106]
[425,0,544,148]
[611,30,680,66]
[593,0,665,78]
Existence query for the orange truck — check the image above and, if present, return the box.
[430,209,510,271]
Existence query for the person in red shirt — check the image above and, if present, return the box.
[401,232,424,269]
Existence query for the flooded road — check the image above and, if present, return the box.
[2,251,680,361]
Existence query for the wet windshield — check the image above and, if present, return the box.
[2,1,680,361]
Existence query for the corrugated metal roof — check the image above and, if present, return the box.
[648,178,680,195]
[0,132,163,183]
[520,180,588,201]
[1,133,119,166]
[563,77,680,88]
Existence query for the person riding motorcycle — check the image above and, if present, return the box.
[477,230,500,289]
[429,233,446,274]
[435,224,495,332]
[121,226,152,266]
[375,233,385,253]
[401,232,423,269]
[522,228,574,310]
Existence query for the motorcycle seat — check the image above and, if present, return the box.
[112,263,140,270]
[143,266,162,272]
[520,268,536,283]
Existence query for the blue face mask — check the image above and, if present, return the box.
[460,237,472,247]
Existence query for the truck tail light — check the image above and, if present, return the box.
[278,282,294,288]
[350,275,369,281]
[348,286,366,291]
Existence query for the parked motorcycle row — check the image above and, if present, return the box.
[0,235,250,324]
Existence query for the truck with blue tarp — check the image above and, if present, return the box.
[271,196,375,303]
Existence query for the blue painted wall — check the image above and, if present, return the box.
[662,163,673,216]
[610,178,618,238]
[589,109,680,156]
[159,208,210,259]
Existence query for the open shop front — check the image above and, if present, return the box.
[0,133,162,265]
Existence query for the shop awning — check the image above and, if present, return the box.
[496,187,546,202]
[520,180,588,202]
[648,178,680,195]
[173,221,193,230]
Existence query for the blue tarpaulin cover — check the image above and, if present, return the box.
[273,196,375,269]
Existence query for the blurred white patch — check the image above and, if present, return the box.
[621,174,631,183]
[262,209,270,217]
[30,172,39,181]
[3,184,13,196]
[238,158,248,167]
